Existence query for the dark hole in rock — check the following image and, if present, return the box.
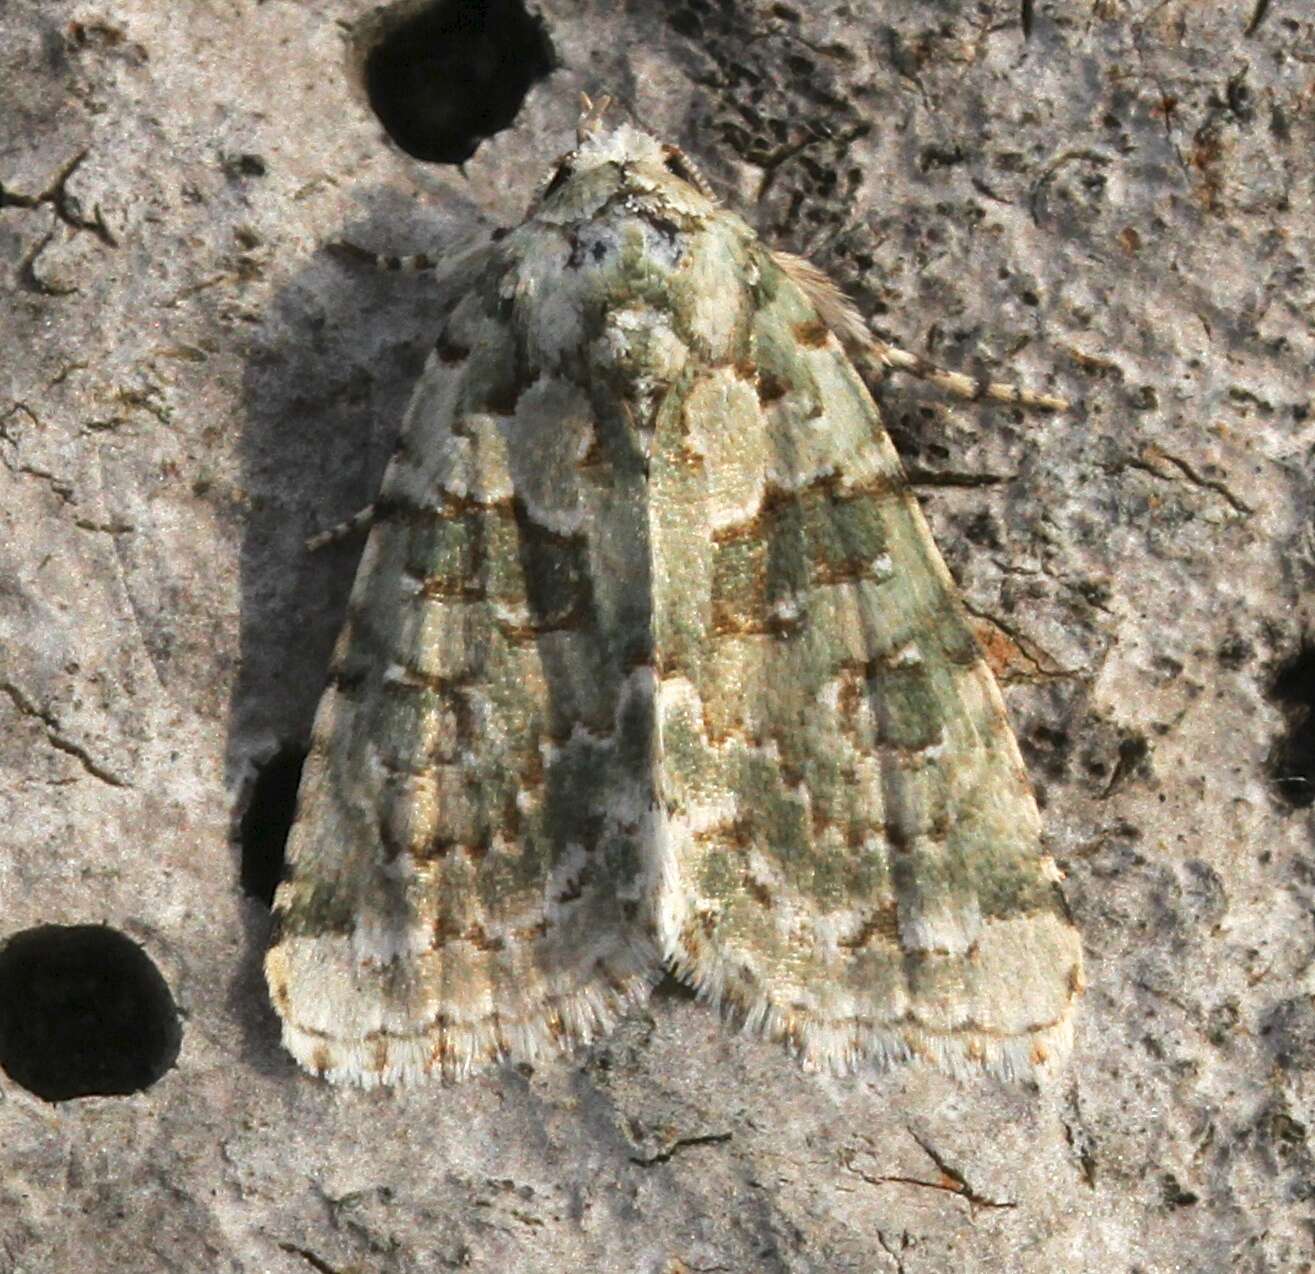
[362,0,555,165]
[1268,645,1315,809]
[0,925,181,1102]
[240,745,306,907]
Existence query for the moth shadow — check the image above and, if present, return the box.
[227,181,483,1071]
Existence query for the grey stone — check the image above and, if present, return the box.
[3,0,1314,1270]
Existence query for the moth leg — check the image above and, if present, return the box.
[325,240,440,273]
[305,503,375,551]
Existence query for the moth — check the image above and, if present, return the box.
[265,97,1084,1087]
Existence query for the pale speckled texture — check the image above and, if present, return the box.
[3,0,1315,1270]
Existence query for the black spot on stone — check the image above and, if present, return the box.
[361,0,555,165]
[222,152,268,179]
[1025,722,1071,782]
[1113,732,1150,782]
[0,925,181,1101]
[240,745,306,908]
[919,142,966,172]
[1076,577,1113,609]
[1226,71,1254,123]
[1161,1173,1199,1208]
[1267,645,1315,809]
[1262,996,1315,1070]
[961,509,1001,549]
[1217,635,1253,667]
[1205,999,1239,1047]
[1179,858,1227,927]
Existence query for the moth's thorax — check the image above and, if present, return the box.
[535,122,716,221]
[507,135,755,374]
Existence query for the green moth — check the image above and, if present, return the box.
[265,100,1083,1087]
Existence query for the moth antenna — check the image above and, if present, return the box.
[577,91,614,143]
[868,342,1070,412]
[772,248,1069,412]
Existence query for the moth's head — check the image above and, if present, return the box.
[527,94,717,220]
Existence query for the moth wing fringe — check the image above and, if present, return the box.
[661,939,1075,1084]
[267,938,662,1088]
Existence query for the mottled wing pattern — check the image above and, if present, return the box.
[652,243,1083,1078]
[266,256,669,1086]
[266,115,1081,1085]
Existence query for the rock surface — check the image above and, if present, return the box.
[2,0,1313,1270]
